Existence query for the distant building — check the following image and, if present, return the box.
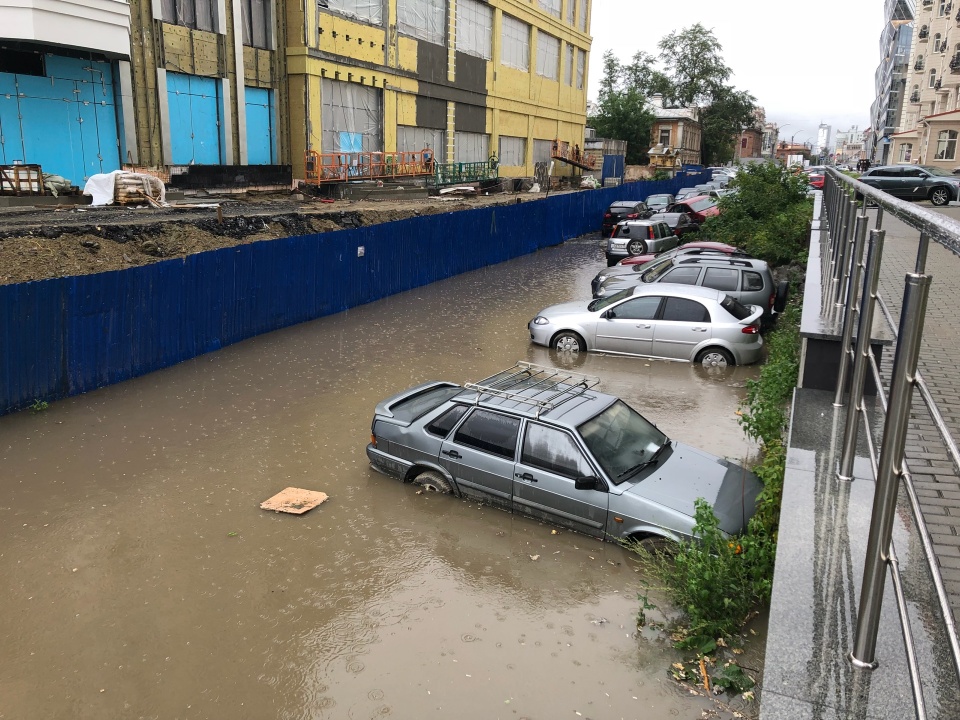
[870,0,912,164]
[816,123,832,155]
[646,93,701,172]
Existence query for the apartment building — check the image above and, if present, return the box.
[284,0,592,178]
[892,0,960,168]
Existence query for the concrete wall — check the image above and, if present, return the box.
[3,0,131,57]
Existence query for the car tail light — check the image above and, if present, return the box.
[604,212,612,218]
[648,227,655,238]
[626,213,639,219]
[742,325,760,335]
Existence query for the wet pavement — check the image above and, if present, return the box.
[0,235,761,719]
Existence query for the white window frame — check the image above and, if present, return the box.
[500,14,530,71]
[536,31,560,80]
[899,142,913,162]
[935,129,958,159]
[930,69,937,88]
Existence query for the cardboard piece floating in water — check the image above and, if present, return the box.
[260,487,329,515]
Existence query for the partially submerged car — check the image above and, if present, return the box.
[601,200,653,237]
[367,362,762,543]
[604,219,679,266]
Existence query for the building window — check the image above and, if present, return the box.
[899,142,913,162]
[564,43,574,85]
[578,0,588,31]
[576,47,585,89]
[456,0,492,59]
[659,128,671,146]
[537,0,561,17]
[935,33,943,52]
[397,0,446,46]
[241,0,270,48]
[930,69,938,87]
[501,14,530,71]
[532,139,554,163]
[161,0,216,32]
[566,0,576,24]
[454,132,490,162]
[398,126,446,162]
[935,130,958,159]
[536,31,560,80]
[939,0,947,16]
[320,78,383,154]
[322,0,383,26]
[498,136,526,166]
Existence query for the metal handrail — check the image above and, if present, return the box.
[821,168,960,713]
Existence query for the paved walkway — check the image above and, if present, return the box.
[870,204,960,625]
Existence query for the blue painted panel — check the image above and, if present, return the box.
[245,87,274,165]
[0,94,24,164]
[0,73,17,95]
[167,72,221,165]
[45,55,97,82]
[18,96,85,182]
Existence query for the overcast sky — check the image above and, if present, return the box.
[587,0,883,148]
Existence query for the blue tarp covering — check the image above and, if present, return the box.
[0,173,709,414]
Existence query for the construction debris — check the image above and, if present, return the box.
[260,487,329,515]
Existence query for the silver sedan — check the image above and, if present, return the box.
[529,284,764,367]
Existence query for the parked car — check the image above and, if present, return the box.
[593,256,789,324]
[604,219,677,266]
[366,362,763,543]
[530,284,764,367]
[591,244,750,294]
[650,210,700,238]
[644,193,675,212]
[666,196,720,224]
[857,165,960,206]
[674,187,698,200]
[601,201,653,237]
[808,173,825,190]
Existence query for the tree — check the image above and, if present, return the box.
[657,24,731,107]
[589,51,655,165]
[699,87,757,165]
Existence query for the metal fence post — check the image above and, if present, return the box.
[915,230,929,274]
[850,273,932,668]
[834,199,857,305]
[833,214,869,407]
[838,229,886,479]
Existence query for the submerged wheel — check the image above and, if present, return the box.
[633,534,677,555]
[930,186,951,206]
[626,239,648,256]
[553,331,585,353]
[414,470,452,494]
[696,347,734,368]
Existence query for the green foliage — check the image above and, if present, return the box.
[590,52,656,165]
[700,163,812,266]
[699,87,758,166]
[657,24,731,106]
[30,399,49,413]
[651,169,671,181]
[711,661,756,694]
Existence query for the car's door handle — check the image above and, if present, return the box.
[442,450,461,459]
[636,324,652,328]
[515,472,537,482]
[692,327,708,332]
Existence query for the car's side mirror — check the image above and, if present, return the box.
[575,475,603,491]
[601,310,616,319]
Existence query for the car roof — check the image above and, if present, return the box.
[453,375,617,426]
[627,282,726,302]
[675,256,768,269]
[679,195,714,203]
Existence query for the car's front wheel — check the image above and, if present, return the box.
[414,470,452,494]
[552,331,585,353]
[930,186,951,206]
[626,239,648,255]
[695,347,733,368]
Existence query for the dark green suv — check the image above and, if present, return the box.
[858,165,960,206]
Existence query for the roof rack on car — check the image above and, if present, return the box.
[465,362,601,417]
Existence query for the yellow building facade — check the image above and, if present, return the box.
[282,0,592,178]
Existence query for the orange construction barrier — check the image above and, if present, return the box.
[304,148,436,184]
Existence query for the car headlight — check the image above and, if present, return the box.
[597,274,608,282]
[533,316,550,325]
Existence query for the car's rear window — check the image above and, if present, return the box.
[721,295,753,320]
[389,385,462,422]
[743,270,765,291]
[610,202,636,210]
[688,198,717,212]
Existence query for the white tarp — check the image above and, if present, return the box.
[536,31,560,80]
[566,0,575,24]
[564,43,574,85]
[323,0,383,25]
[321,79,383,154]
[538,0,561,18]
[456,0,492,59]
[501,14,530,71]
[397,0,446,46]
[398,126,446,162]
[498,136,526,166]
[579,0,588,31]
[576,48,585,89]
[454,132,489,163]
[83,171,124,206]
[532,139,553,163]
[83,171,167,206]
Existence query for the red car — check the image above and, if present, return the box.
[617,241,743,267]
[808,173,825,189]
[666,195,720,224]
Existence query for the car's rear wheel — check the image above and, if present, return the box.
[930,186,951,206]
[553,331,585,353]
[626,239,648,255]
[774,280,789,313]
[696,347,733,368]
[414,470,452,494]
[632,533,677,555]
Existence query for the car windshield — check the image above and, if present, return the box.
[587,288,634,312]
[578,400,668,485]
[639,257,676,283]
[647,195,670,204]
[921,166,955,177]
[688,198,717,212]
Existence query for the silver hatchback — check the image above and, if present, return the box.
[529,284,764,367]
[605,219,678,266]
[366,363,762,543]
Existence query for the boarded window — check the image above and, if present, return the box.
[536,31,560,80]
[322,0,383,25]
[320,79,383,154]
[241,0,270,48]
[537,0,561,17]
[564,43,574,85]
[576,48,585,89]
[456,0,493,60]
[398,125,446,162]
[161,0,216,32]
[454,132,490,162]
[578,0,588,31]
[498,136,526,166]
[501,14,530,71]
[532,139,553,163]
[398,0,446,46]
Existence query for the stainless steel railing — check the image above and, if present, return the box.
[821,168,960,719]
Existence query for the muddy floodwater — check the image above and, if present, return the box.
[0,235,763,719]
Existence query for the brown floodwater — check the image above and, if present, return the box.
[0,236,762,719]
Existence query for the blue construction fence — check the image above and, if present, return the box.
[0,173,709,414]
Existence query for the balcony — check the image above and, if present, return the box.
[910,90,921,102]
[923,0,933,6]
[916,58,926,70]
[935,78,949,92]
[951,52,960,72]
[919,26,929,40]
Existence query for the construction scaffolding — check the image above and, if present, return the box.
[551,139,598,171]
[303,149,436,184]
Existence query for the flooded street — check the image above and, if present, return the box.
[0,235,761,719]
